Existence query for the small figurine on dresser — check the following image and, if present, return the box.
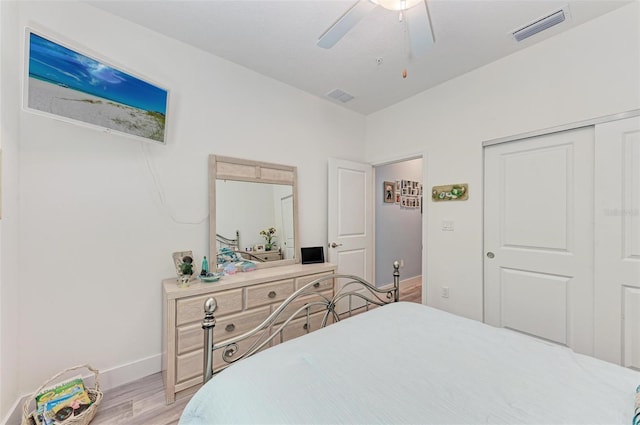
[178,256,194,287]
[172,250,196,287]
[198,256,224,282]
[201,256,209,276]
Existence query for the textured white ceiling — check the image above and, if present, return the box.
[87,0,632,115]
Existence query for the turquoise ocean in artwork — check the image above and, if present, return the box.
[29,32,167,115]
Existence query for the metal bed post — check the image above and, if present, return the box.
[202,297,217,383]
[393,260,400,302]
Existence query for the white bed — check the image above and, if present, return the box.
[180,301,639,424]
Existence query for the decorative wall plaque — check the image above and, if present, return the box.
[431,183,468,202]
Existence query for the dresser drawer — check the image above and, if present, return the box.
[175,349,203,387]
[177,306,270,355]
[276,312,330,342]
[252,251,282,262]
[271,290,333,324]
[213,335,268,370]
[176,288,243,326]
[246,279,294,309]
[295,272,334,291]
[176,335,268,387]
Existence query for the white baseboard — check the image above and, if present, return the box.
[2,354,161,425]
[85,353,162,391]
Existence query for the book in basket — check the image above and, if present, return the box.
[34,375,92,424]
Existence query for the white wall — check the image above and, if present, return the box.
[0,0,22,420]
[365,3,640,321]
[2,0,365,413]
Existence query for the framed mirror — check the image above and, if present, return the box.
[209,155,299,269]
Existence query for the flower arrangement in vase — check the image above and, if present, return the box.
[259,227,277,251]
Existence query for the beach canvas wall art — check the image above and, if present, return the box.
[25,29,168,144]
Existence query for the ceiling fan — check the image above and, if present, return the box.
[317,0,434,57]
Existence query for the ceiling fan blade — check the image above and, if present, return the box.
[317,0,377,49]
[406,0,434,57]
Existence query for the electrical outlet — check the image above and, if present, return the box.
[441,286,450,298]
[442,220,454,231]
[399,259,405,267]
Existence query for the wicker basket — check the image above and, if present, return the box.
[22,364,102,425]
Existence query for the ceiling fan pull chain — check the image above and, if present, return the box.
[402,12,409,79]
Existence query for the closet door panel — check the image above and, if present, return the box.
[623,287,640,369]
[594,116,640,365]
[484,127,594,355]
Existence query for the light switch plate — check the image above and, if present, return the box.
[442,220,454,231]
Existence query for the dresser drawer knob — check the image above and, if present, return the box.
[313,282,320,288]
[268,291,277,299]
[225,324,235,332]
[303,323,309,330]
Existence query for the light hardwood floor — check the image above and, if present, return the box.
[88,279,423,425]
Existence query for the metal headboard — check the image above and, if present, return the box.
[216,230,266,263]
[201,261,401,383]
[216,230,240,251]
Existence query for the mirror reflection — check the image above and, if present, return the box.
[216,180,295,263]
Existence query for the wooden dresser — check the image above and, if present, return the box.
[162,262,337,404]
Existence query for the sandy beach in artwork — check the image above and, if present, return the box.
[28,78,165,142]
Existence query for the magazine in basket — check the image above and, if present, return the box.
[34,375,92,425]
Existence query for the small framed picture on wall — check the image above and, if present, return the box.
[383,181,395,203]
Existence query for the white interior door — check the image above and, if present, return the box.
[594,116,640,367]
[281,195,294,260]
[484,127,594,355]
[328,158,373,313]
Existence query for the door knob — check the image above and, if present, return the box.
[486,252,495,259]
[330,242,343,248]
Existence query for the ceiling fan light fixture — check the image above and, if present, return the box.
[369,0,422,12]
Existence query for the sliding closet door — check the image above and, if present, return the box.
[594,116,640,367]
[484,127,594,355]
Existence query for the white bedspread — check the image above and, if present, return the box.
[180,302,639,424]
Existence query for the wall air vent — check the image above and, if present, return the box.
[327,88,354,103]
[512,8,567,42]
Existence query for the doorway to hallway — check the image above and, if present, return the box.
[374,158,423,289]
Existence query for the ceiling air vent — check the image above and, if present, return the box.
[327,88,354,103]
[512,8,567,42]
